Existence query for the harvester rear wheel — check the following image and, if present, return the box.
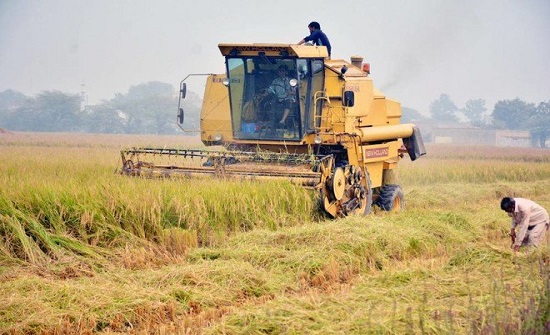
[374,184,404,212]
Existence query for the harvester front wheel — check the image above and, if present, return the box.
[345,168,372,216]
[320,166,372,218]
[374,184,404,212]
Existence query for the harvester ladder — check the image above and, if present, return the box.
[313,91,331,134]
[313,91,346,143]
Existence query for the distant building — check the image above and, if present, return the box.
[431,126,531,147]
[495,130,531,147]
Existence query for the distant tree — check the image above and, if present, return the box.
[36,91,82,131]
[0,82,203,134]
[3,101,37,131]
[4,91,81,132]
[401,107,427,123]
[461,99,487,126]
[110,81,178,134]
[81,104,126,133]
[126,81,174,100]
[429,94,458,123]
[524,101,550,148]
[0,90,28,129]
[491,98,536,130]
[0,89,27,110]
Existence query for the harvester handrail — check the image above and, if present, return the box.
[177,73,215,133]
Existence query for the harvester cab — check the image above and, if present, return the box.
[121,43,426,218]
[200,44,326,144]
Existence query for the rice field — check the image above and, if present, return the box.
[0,131,549,334]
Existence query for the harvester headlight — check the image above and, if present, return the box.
[222,78,230,86]
[314,135,322,144]
[214,133,223,142]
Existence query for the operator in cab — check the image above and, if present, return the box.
[264,65,296,129]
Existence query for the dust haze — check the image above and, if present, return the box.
[0,0,548,114]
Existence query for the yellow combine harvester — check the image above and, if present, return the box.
[120,43,425,218]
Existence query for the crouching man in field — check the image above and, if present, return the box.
[501,197,549,252]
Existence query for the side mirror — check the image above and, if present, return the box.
[178,107,184,124]
[180,83,187,99]
[343,90,354,107]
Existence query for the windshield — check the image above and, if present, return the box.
[225,56,324,141]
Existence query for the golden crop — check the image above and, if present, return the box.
[1,132,549,334]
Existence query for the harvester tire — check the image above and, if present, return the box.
[349,168,373,216]
[363,171,373,215]
[374,184,404,212]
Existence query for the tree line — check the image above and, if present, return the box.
[402,94,550,148]
[0,81,202,135]
[0,84,548,147]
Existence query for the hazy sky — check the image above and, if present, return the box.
[1,0,549,113]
